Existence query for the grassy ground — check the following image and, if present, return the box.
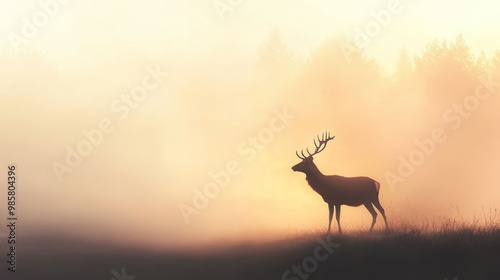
[5,226,500,280]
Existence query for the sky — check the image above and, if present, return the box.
[1,0,500,70]
[1,0,500,250]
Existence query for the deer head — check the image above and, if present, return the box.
[292,132,335,173]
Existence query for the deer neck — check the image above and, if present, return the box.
[305,165,326,191]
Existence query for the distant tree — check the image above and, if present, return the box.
[416,35,475,77]
[394,47,414,89]
[290,35,383,138]
[256,28,297,77]
[414,38,448,79]
[474,51,490,77]
[414,34,478,114]
[491,50,500,78]
[249,29,301,115]
[450,33,474,74]
[303,35,380,98]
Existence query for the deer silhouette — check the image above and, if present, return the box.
[292,132,388,234]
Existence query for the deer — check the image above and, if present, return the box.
[291,132,388,234]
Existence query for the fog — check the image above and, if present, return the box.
[1,0,500,251]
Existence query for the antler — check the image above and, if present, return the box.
[296,132,335,159]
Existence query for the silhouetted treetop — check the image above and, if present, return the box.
[256,29,296,73]
[394,47,414,88]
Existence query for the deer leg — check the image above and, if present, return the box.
[364,203,377,233]
[335,204,342,234]
[373,198,389,231]
[327,203,334,236]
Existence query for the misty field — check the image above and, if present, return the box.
[9,223,500,280]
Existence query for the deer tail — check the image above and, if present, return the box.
[374,180,381,193]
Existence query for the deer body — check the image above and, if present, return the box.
[292,133,389,234]
[307,174,379,206]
